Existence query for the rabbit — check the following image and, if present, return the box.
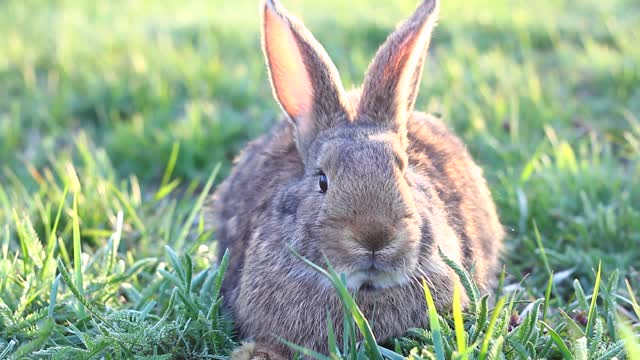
[208,0,504,358]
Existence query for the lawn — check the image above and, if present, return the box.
[0,0,639,358]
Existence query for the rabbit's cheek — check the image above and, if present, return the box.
[388,220,422,260]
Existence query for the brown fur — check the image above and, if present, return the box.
[209,0,503,358]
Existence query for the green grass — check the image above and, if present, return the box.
[1,0,639,358]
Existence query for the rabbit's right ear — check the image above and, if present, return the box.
[261,0,350,158]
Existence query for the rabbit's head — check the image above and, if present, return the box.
[262,0,439,291]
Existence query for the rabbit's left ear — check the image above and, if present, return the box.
[358,0,439,136]
[262,0,350,158]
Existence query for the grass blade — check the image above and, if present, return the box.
[48,274,60,319]
[478,297,506,360]
[625,278,640,319]
[423,279,445,360]
[109,183,147,236]
[543,271,553,322]
[574,279,588,310]
[57,259,112,329]
[160,141,180,188]
[533,220,552,276]
[72,193,85,317]
[40,186,68,282]
[326,313,339,358]
[540,321,574,360]
[471,295,489,344]
[618,318,640,360]
[452,282,467,358]
[107,210,124,274]
[438,247,478,312]
[278,338,332,360]
[290,250,382,360]
[586,262,602,339]
[174,163,220,250]
[378,346,405,360]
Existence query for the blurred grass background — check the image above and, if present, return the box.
[0,0,639,357]
[2,0,638,279]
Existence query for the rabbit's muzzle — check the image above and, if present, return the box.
[327,216,421,292]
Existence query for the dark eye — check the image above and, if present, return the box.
[318,173,328,193]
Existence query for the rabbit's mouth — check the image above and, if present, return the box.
[336,247,417,293]
[345,268,409,293]
[358,282,377,292]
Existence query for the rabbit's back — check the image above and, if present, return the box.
[210,121,301,304]
[407,112,503,290]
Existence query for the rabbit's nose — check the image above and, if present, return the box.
[358,229,392,252]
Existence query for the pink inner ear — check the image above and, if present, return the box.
[382,34,417,81]
[264,4,313,120]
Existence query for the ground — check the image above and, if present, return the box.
[0,0,639,358]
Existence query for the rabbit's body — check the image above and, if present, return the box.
[209,0,503,358]
[212,112,501,356]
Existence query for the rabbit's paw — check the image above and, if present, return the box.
[231,342,287,360]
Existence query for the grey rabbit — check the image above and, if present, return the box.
[209,0,504,358]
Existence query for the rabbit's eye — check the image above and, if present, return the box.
[318,173,328,193]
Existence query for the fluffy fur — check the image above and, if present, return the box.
[208,0,504,358]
